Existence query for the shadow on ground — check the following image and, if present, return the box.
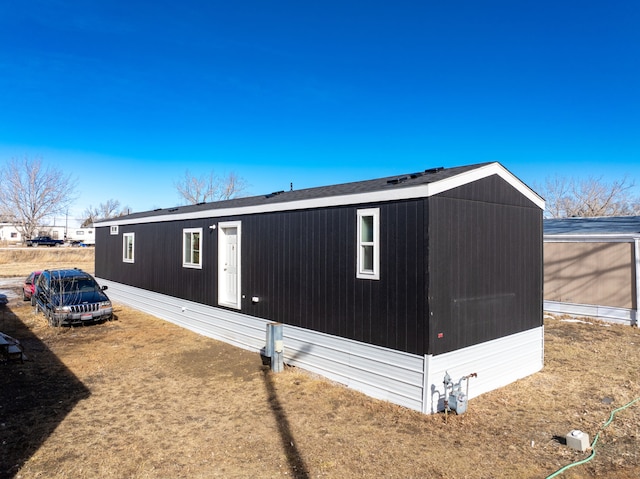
[261,361,310,479]
[0,303,90,479]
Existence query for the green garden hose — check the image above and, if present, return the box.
[545,396,640,478]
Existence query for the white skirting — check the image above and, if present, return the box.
[98,278,544,414]
[544,300,638,326]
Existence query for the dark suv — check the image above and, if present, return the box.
[33,269,113,326]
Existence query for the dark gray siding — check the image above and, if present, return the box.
[246,201,428,355]
[96,220,218,303]
[96,200,428,355]
[95,173,542,358]
[427,176,543,355]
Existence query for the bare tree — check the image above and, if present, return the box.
[537,175,640,218]
[174,170,249,205]
[0,157,76,239]
[81,199,130,227]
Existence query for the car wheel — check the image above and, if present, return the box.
[22,290,28,301]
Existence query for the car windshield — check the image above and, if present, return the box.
[52,278,99,293]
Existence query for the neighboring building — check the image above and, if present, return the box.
[544,216,640,326]
[0,224,66,245]
[0,218,93,246]
[94,162,545,414]
[66,227,96,245]
[0,223,22,245]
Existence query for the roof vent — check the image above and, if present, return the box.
[387,176,408,185]
[424,167,444,174]
[265,190,285,199]
[168,208,179,212]
[410,172,424,179]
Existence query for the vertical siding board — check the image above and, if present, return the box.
[321,209,330,333]
[408,202,422,353]
[278,213,286,322]
[309,210,317,331]
[305,210,313,330]
[344,207,356,339]
[428,189,542,355]
[269,215,278,319]
[336,208,347,338]
[311,210,320,331]
[423,201,430,357]
[396,203,410,352]
[284,213,292,324]
[305,211,314,329]
[383,203,398,350]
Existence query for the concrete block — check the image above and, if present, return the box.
[566,430,590,452]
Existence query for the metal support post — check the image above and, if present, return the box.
[266,323,284,373]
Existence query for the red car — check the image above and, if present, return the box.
[22,271,42,301]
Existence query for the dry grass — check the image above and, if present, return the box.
[0,248,95,277]
[1,251,640,478]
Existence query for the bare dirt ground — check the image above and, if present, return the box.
[1,249,640,478]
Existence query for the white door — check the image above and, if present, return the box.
[218,222,241,309]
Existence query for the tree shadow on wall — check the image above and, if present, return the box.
[0,303,90,479]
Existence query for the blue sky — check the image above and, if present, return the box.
[1,1,638,224]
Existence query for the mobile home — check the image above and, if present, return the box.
[95,162,544,413]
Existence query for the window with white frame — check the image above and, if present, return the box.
[110,225,119,235]
[183,228,202,269]
[123,233,135,263]
[357,208,380,280]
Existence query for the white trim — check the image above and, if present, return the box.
[356,208,380,280]
[110,225,119,235]
[96,163,545,227]
[122,232,135,263]
[544,300,637,326]
[427,162,544,209]
[635,238,640,326]
[218,221,242,309]
[544,233,639,243]
[421,354,431,414]
[182,227,203,269]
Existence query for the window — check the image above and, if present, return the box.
[110,225,119,235]
[123,233,135,263]
[183,228,202,269]
[76,230,85,236]
[357,208,380,280]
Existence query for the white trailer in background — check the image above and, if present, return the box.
[65,227,96,245]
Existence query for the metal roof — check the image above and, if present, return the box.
[544,216,640,235]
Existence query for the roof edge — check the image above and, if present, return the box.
[97,162,543,227]
[544,233,640,242]
[427,162,545,209]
